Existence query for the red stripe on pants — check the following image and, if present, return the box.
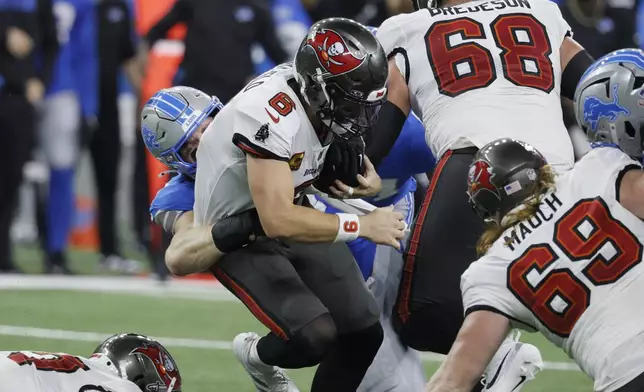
[397,150,453,323]
[214,266,289,340]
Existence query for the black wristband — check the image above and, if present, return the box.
[561,50,595,101]
[365,101,407,169]
[210,209,262,253]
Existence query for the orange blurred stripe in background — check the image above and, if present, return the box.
[135,0,214,280]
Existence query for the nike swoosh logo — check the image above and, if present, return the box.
[511,375,527,391]
[265,108,280,124]
[485,350,511,389]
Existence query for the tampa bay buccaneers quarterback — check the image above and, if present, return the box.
[188,17,402,392]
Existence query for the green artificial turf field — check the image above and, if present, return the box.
[0,286,593,392]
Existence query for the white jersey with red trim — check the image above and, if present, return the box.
[376,0,574,173]
[0,351,141,392]
[461,146,644,392]
[194,63,331,225]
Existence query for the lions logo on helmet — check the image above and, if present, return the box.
[142,124,161,150]
[574,48,644,159]
[583,84,630,131]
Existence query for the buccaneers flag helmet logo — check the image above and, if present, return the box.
[306,29,366,76]
[468,160,499,198]
[131,344,181,391]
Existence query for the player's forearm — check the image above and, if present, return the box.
[426,311,510,392]
[425,350,482,392]
[165,225,223,276]
[425,365,473,392]
[259,204,345,243]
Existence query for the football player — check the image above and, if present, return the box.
[144,18,403,392]
[148,27,433,391]
[0,333,182,392]
[148,103,431,392]
[424,48,644,392]
[368,0,594,372]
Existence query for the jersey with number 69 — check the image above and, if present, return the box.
[193,63,331,225]
[461,146,644,392]
[376,0,574,173]
[0,351,141,392]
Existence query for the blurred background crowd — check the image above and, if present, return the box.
[0,0,640,279]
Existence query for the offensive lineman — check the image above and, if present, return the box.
[144,18,402,392]
[370,0,595,363]
[425,49,644,392]
[0,333,182,392]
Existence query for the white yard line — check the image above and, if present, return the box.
[0,275,582,372]
[0,325,582,372]
[0,274,236,302]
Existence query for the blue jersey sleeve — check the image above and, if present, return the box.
[72,0,98,117]
[149,175,196,217]
[377,112,435,181]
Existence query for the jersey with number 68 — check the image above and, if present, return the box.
[0,351,141,392]
[194,63,331,225]
[461,146,644,392]
[376,0,574,173]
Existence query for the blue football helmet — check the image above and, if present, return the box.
[141,86,223,177]
[574,48,644,159]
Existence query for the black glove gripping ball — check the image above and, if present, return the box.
[314,136,366,194]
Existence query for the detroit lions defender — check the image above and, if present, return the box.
[0,334,182,392]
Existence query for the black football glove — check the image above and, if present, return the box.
[314,136,366,194]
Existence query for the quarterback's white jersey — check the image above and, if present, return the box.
[461,146,644,392]
[0,351,141,392]
[194,63,331,225]
[377,0,574,173]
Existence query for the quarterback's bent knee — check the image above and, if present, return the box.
[293,313,338,365]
